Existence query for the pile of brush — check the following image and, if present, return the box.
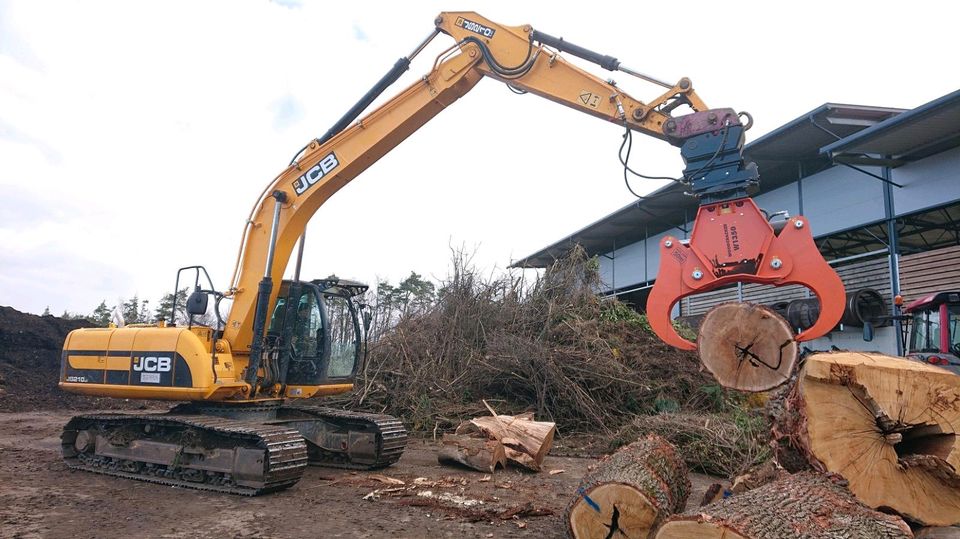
[338,247,719,436]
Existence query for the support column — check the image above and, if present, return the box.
[883,161,903,355]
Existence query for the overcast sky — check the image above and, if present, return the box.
[1,0,957,316]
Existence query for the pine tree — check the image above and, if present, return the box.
[155,288,188,324]
[398,271,435,316]
[121,295,141,324]
[42,306,51,316]
[91,301,112,327]
[137,299,152,325]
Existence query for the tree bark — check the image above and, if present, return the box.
[456,413,556,471]
[730,459,789,494]
[656,472,913,539]
[771,351,960,526]
[697,302,798,392]
[565,434,689,539]
[437,434,506,473]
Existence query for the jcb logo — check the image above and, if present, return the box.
[293,152,339,195]
[133,356,172,372]
[455,17,495,38]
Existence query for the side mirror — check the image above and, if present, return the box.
[862,321,875,342]
[186,287,209,315]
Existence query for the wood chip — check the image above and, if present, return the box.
[549,469,565,475]
[368,473,405,486]
[362,487,406,501]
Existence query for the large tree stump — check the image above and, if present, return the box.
[697,302,798,391]
[456,413,556,471]
[772,352,960,526]
[916,528,960,539]
[437,434,507,472]
[655,472,913,538]
[565,434,689,539]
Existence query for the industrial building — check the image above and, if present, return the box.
[515,89,960,355]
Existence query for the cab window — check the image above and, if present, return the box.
[911,309,941,353]
[268,296,287,332]
[292,293,322,358]
[323,294,359,378]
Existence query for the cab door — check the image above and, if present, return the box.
[270,284,327,386]
[269,282,362,386]
[319,289,362,379]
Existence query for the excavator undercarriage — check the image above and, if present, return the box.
[62,403,407,495]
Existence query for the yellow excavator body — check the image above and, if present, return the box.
[56,11,801,496]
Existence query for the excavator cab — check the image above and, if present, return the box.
[904,291,960,372]
[268,278,367,386]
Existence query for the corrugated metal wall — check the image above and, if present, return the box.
[681,245,960,315]
[899,244,960,303]
[683,255,892,315]
[835,257,892,301]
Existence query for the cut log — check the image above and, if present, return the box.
[772,351,960,526]
[456,414,556,471]
[916,527,960,539]
[655,472,913,539]
[697,302,798,391]
[437,434,506,473]
[565,434,689,539]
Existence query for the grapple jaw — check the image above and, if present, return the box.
[646,197,845,350]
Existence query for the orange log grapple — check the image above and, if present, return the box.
[646,110,845,350]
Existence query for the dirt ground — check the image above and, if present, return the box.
[0,410,717,539]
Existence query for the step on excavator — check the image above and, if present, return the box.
[59,11,845,494]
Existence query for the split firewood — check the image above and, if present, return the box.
[437,433,506,473]
[565,434,689,539]
[456,409,556,471]
[697,302,798,391]
[771,351,960,526]
[655,472,912,538]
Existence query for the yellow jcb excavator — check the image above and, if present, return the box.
[59,11,845,494]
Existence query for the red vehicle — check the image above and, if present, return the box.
[903,291,960,370]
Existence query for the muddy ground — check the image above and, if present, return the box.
[0,410,716,539]
[0,306,720,537]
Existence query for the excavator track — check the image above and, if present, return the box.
[278,405,407,470]
[61,413,308,496]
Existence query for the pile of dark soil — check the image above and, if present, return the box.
[0,306,143,412]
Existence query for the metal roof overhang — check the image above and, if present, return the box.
[512,103,904,268]
[821,89,960,167]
